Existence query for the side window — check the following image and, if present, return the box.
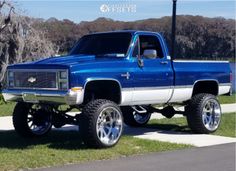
[139,35,164,59]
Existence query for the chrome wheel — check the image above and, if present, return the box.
[133,111,151,124]
[27,106,52,135]
[96,107,123,146]
[202,99,221,131]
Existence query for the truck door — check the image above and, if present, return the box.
[131,34,174,104]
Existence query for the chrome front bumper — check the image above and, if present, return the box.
[2,89,84,105]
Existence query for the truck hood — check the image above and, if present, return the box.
[8,54,127,69]
[35,55,98,66]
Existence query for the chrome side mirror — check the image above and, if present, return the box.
[143,49,157,59]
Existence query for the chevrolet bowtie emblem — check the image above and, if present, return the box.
[28,77,36,83]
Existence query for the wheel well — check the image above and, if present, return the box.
[83,80,121,104]
[192,81,218,96]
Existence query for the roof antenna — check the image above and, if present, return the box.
[171,0,177,60]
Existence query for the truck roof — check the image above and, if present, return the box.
[87,30,161,36]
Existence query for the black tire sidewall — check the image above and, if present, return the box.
[186,93,222,134]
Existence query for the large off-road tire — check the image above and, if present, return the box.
[79,99,123,148]
[13,102,52,137]
[186,93,222,134]
[121,106,151,127]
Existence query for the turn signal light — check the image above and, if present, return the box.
[71,87,82,92]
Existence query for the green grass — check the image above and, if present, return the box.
[0,94,4,105]
[0,102,15,117]
[0,131,190,171]
[218,93,236,104]
[148,113,236,138]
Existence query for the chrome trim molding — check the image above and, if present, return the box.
[173,60,229,63]
[219,83,232,86]
[3,82,231,106]
[122,85,193,91]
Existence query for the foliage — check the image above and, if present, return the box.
[218,93,236,104]
[0,1,56,82]
[34,16,235,60]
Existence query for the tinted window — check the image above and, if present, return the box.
[70,33,132,56]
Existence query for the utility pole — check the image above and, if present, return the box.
[171,0,177,60]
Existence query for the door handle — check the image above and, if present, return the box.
[121,72,130,80]
[160,61,169,64]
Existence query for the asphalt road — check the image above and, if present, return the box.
[36,143,235,171]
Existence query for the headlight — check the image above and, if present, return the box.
[60,82,68,90]
[8,71,14,78]
[60,71,67,79]
[58,70,68,90]
[8,71,14,87]
[9,80,14,87]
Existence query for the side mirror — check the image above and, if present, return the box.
[138,58,144,68]
[143,49,157,59]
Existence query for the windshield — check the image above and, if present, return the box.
[70,32,132,57]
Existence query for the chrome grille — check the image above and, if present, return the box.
[13,71,57,89]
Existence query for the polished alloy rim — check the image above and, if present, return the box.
[133,111,151,124]
[202,99,221,131]
[27,107,52,135]
[96,107,123,145]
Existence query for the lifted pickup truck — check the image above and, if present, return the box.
[2,30,232,148]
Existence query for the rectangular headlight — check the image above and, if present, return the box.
[8,71,14,78]
[60,71,67,79]
[9,80,14,87]
[58,70,68,90]
[60,82,68,90]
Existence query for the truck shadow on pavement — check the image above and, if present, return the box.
[0,123,191,150]
[124,124,191,136]
[0,130,86,150]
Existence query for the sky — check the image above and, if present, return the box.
[16,0,235,23]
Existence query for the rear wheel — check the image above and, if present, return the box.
[13,102,52,137]
[79,99,123,148]
[121,106,151,127]
[186,93,222,134]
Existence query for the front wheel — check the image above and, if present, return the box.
[186,93,222,134]
[79,99,123,148]
[13,102,52,137]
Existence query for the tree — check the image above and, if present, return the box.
[0,0,55,82]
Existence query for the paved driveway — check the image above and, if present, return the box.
[35,143,236,171]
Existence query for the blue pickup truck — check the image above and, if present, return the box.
[2,31,232,148]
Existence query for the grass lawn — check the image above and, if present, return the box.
[0,131,190,171]
[148,113,236,138]
[0,102,15,117]
[218,93,235,104]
